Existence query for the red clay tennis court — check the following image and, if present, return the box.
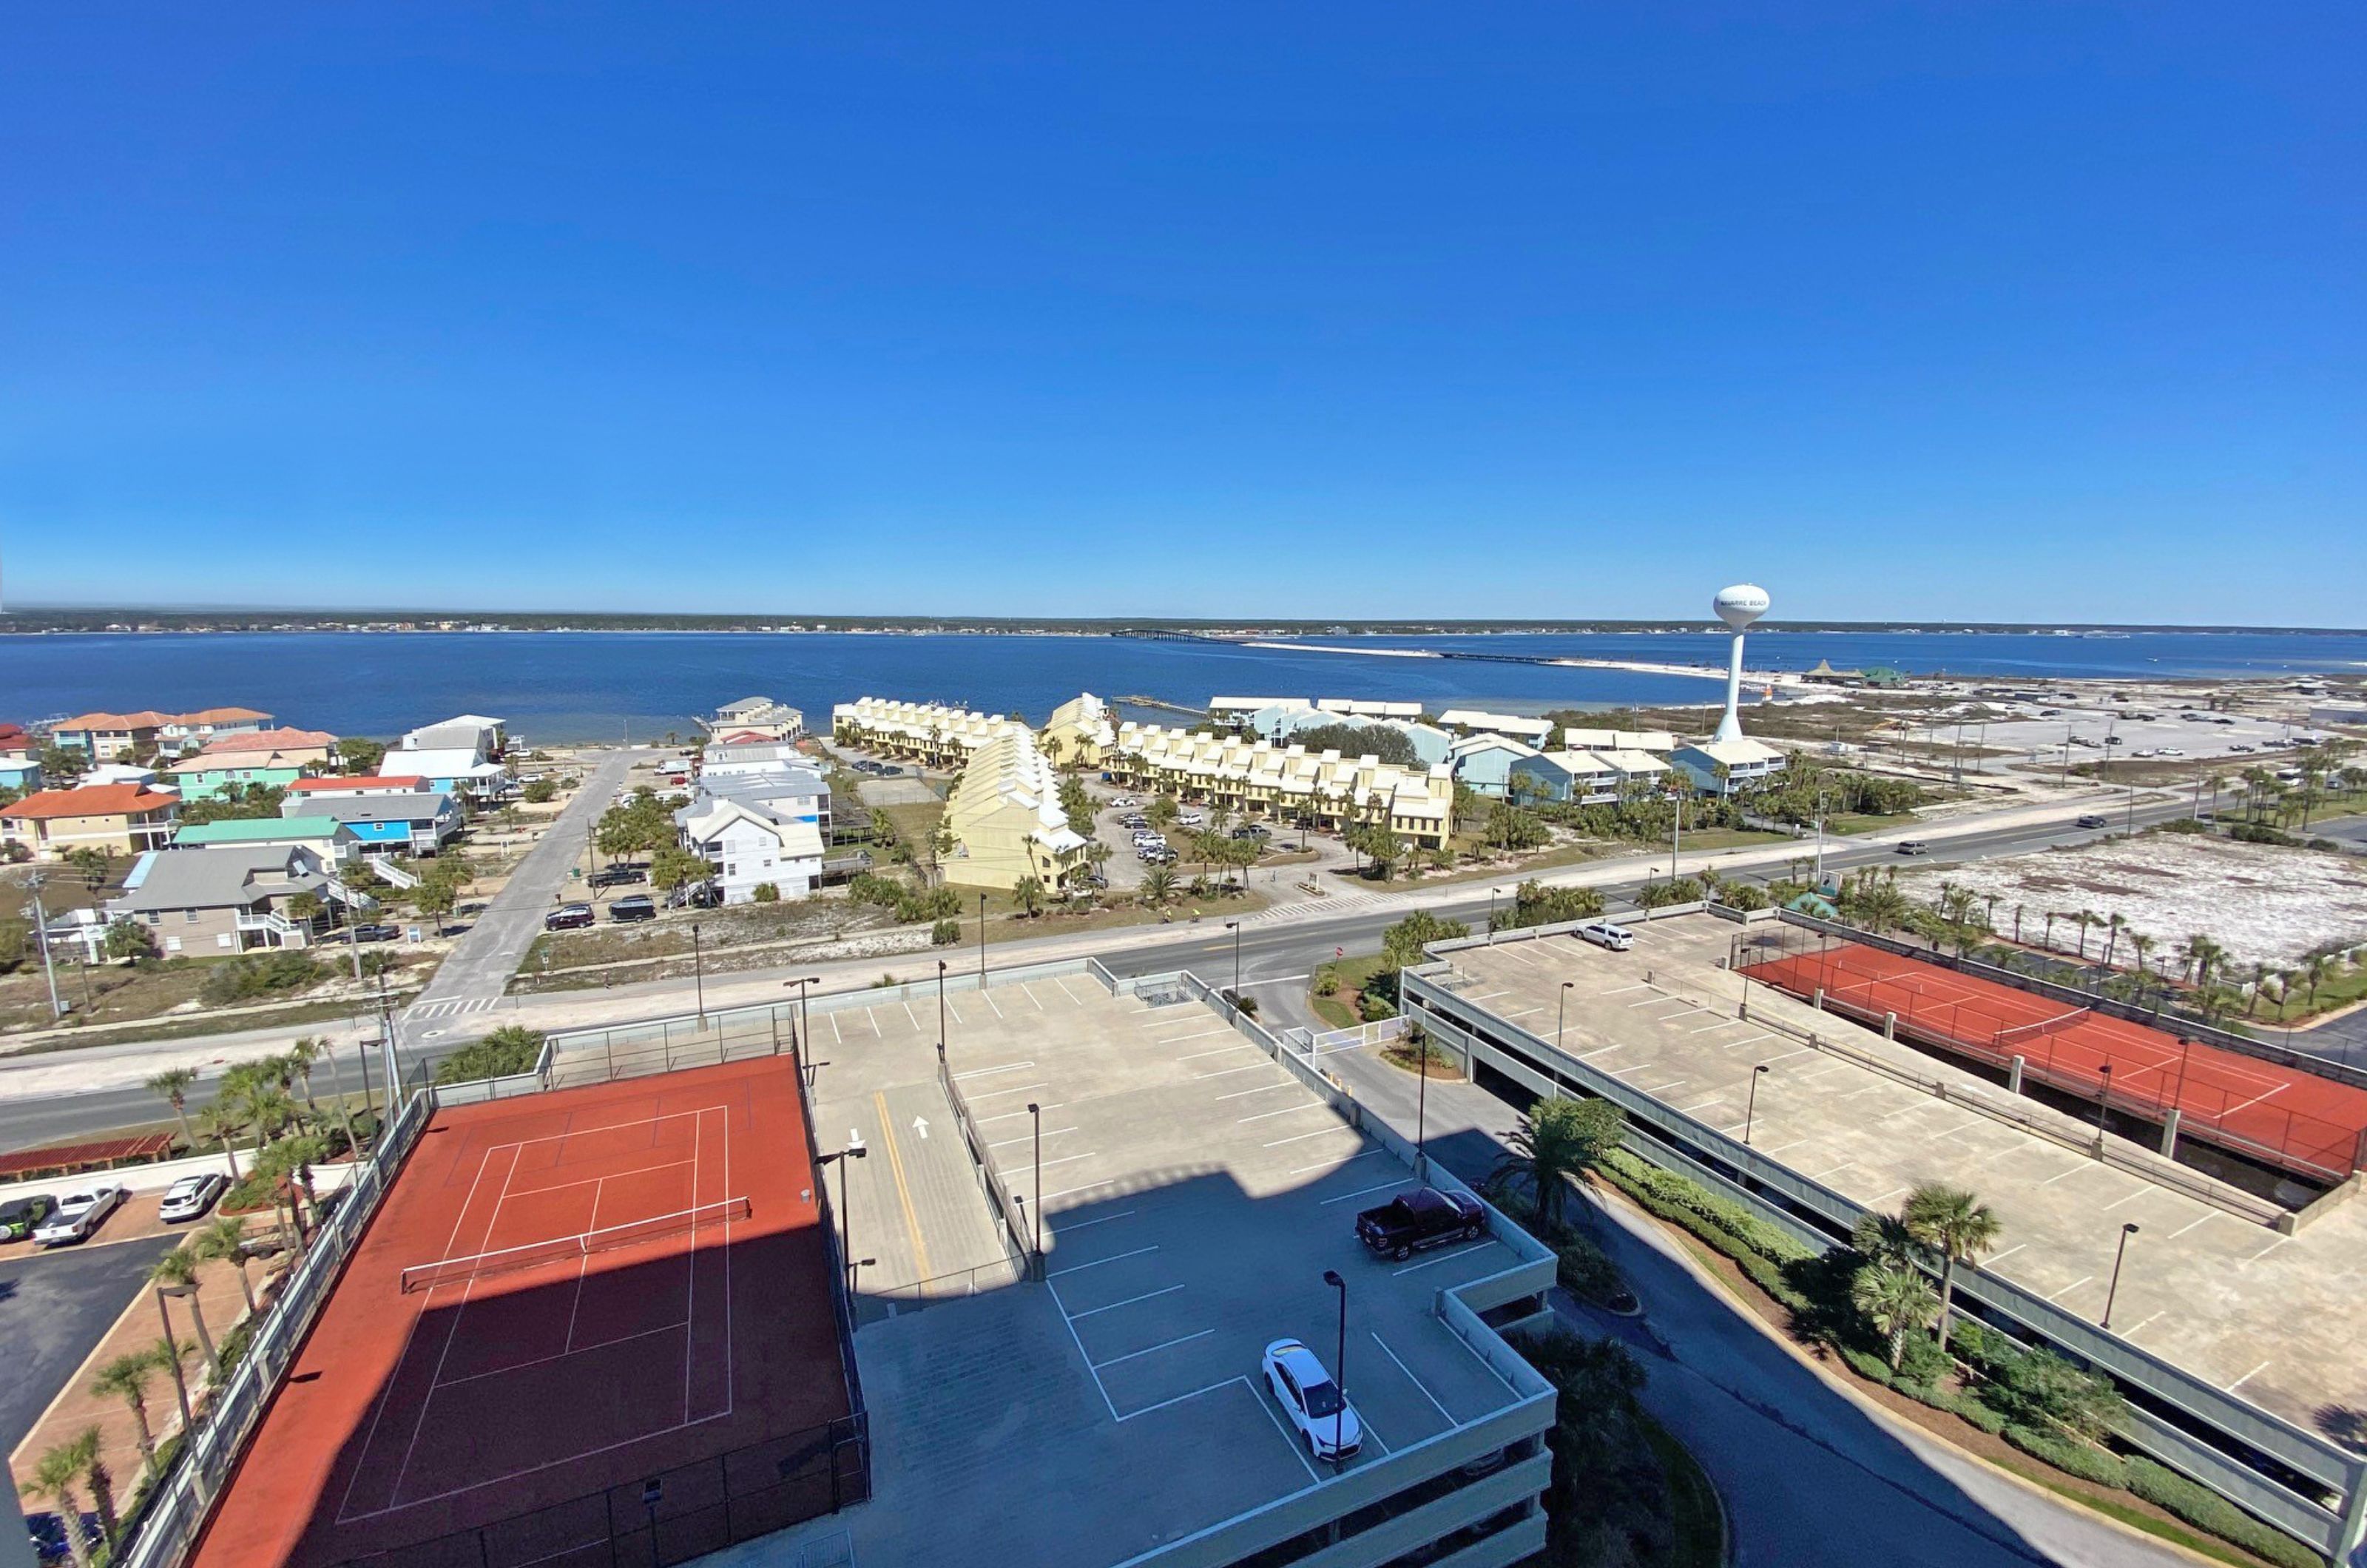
[1738,938,2367,1181]
[190,1055,860,1568]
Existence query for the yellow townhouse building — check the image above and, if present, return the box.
[1103,721,1453,850]
[1038,692,1117,770]
[830,698,1022,768]
[939,729,1093,893]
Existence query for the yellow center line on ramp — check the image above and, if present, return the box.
[872,1091,932,1280]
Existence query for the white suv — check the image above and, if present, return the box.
[1576,921,1634,952]
[1263,1338,1362,1460]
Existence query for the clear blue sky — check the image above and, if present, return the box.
[2,4,2359,624]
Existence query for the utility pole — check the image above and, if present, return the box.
[28,875,64,1019]
[1812,789,1828,887]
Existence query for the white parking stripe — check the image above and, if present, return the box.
[1068,1285,1186,1321]
[1371,1330,1452,1422]
[1093,1329,1215,1370]
[1050,1246,1158,1277]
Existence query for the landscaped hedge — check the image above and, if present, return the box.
[2124,1458,2326,1568]
[2004,1424,2128,1489]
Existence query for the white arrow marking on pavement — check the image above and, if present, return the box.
[913,1117,931,1140]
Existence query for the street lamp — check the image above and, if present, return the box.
[1743,1064,1771,1145]
[1552,981,1574,1099]
[690,921,706,1030]
[936,959,948,1065]
[1224,920,1243,1010]
[1487,888,1497,937]
[2101,1223,2140,1330]
[2096,1061,2114,1132]
[1027,1101,1044,1269]
[979,893,989,980]
[817,1142,867,1294]
[783,975,821,1061]
[1321,1268,1348,1468]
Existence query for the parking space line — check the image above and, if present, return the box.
[987,1127,1077,1149]
[1042,1179,1119,1203]
[1689,1018,1748,1034]
[1392,1242,1493,1277]
[1035,1151,1099,1171]
[1044,1280,1119,1422]
[1050,1246,1158,1277]
[1250,1382,1326,1482]
[869,1009,882,1038]
[1628,995,1687,1008]
[1194,1063,1272,1080]
[1237,1101,1327,1124]
[1291,1149,1380,1176]
[828,1013,842,1044]
[1068,1284,1187,1321]
[982,990,1004,1020]
[903,1001,920,1030]
[1055,977,1083,1005]
[2044,1275,2093,1302]
[976,1104,1064,1123]
[1121,1376,1249,1424]
[1266,1127,1352,1149]
[955,1061,1036,1081]
[1319,1180,1409,1206]
[945,997,965,1026]
[1021,983,1045,1011]
[1157,1027,1234,1045]
[1721,1032,1775,1050]
[1052,1209,1136,1234]
[1216,1083,1297,1101]
[1180,1044,1256,1062]
[1093,1329,1215,1371]
[1370,1331,1452,1422]
[2168,1213,2218,1240]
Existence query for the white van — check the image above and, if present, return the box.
[1577,922,1635,952]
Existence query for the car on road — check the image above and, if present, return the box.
[609,894,658,922]
[159,1173,228,1223]
[0,1194,58,1243]
[1895,840,1931,856]
[2075,814,2109,829]
[1576,920,1635,952]
[34,1186,126,1247]
[2229,743,2255,753]
[546,902,595,930]
[1263,1339,1363,1460]
[1354,1187,1486,1260]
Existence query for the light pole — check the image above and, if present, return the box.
[152,1287,192,1430]
[1321,1268,1348,1469]
[1743,1064,1771,1145]
[690,921,706,1029]
[27,875,64,1020]
[784,976,821,1061]
[1487,888,1497,936]
[1027,1101,1044,1270]
[2101,1222,2139,1329]
[2096,1061,2114,1132]
[817,1143,867,1294]
[1224,920,1242,1008]
[1812,790,1828,887]
[1552,981,1574,1099]
[979,893,988,981]
[1414,1023,1431,1183]
[936,959,948,1066]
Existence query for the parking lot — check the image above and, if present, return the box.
[771,974,1538,1568]
[1432,919,2367,1433]
[1978,702,2313,767]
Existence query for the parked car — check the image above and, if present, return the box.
[351,922,401,943]
[2075,814,2109,829]
[546,903,595,931]
[590,866,646,888]
[610,894,658,922]
[1895,840,1931,856]
[0,1193,58,1243]
[1263,1339,1363,1460]
[1354,1187,1486,1260]
[34,1186,126,1247]
[1178,811,1206,827]
[1576,921,1635,952]
[159,1172,228,1224]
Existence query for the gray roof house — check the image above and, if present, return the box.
[111,844,362,953]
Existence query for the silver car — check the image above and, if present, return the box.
[33,1185,127,1246]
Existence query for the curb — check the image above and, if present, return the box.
[1599,1181,2241,1568]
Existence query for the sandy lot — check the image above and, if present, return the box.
[1904,832,2367,970]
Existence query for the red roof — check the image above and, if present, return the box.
[713,730,777,746]
[286,774,428,794]
[175,706,273,726]
[194,727,338,755]
[0,783,179,820]
[0,723,26,743]
[55,710,174,732]
[0,1132,175,1181]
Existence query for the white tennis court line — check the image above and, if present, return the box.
[440,1319,689,1390]
[386,1142,524,1506]
[512,1158,692,1199]
[2225,1083,2289,1115]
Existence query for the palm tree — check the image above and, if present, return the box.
[1850,1210,1919,1270]
[2071,909,2099,961]
[1901,1183,2001,1354]
[149,1249,220,1381]
[73,1429,118,1549]
[2101,913,2125,970]
[1488,1098,1623,1237]
[91,1352,162,1474]
[286,1036,325,1118]
[146,1067,198,1153]
[2305,953,2335,1010]
[192,1215,258,1315]
[27,1434,95,1568]
[191,1104,246,1180]
[1011,876,1045,918]
[1139,866,1176,908]
[1851,1263,1941,1372]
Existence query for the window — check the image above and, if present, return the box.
[184,910,200,923]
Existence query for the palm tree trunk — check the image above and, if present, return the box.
[232,1257,258,1316]
[126,1395,156,1473]
[1935,1260,1957,1354]
[55,1484,92,1568]
[1889,1323,1908,1372]
[186,1296,221,1383]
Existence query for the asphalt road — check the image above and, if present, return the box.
[405,748,638,1016]
[0,797,2209,1151]
[0,1233,181,1456]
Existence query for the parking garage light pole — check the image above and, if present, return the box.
[2096,1062,2114,1133]
[690,922,706,1030]
[1225,920,1242,1010]
[1027,1101,1044,1270]
[979,893,988,981]
[1323,1268,1348,1470]
[936,960,948,1067]
[1744,1064,1770,1145]
[1553,982,1573,1099]
[2101,1222,2139,1329]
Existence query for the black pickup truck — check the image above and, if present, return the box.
[1354,1188,1487,1260]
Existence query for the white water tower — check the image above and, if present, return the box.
[1712,584,1769,743]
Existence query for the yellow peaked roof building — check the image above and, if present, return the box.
[941,728,1092,891]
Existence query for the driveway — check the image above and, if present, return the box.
[405,749,637,1023]
[0,1232,180,1454]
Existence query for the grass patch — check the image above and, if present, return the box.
[1309,951,1392,1031]
[1641,1411,1726,1568]
[1996,1461,2272,1568]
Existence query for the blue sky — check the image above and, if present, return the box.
[1,4,2359,624]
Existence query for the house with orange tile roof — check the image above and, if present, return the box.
[50,706,276,759]
[0,783,180,858]
[163,729,341,800]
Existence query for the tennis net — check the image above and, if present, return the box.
[1992,1007,2093,1054]
[399,1195,751,1294]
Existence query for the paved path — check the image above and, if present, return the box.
[1321,1047,2191,1567]
[403,749,636,1023]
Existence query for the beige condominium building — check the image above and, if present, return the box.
[1104,720,1454,849]
[1037,691,1117,769]
[831,697,1022,768]
[940,729,1093,892]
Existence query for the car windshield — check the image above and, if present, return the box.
[1300,1377,1344,1417]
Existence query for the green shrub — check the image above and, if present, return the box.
[200,950,325,1005]
[2002,1425,2127,1488]
[931,918,962,946]
[2123,1458,2326,1568]
[1922,1387,2010,1434]
[1556,1232,1625,1303]
[752,882,780,902]
[434,1025,547,1085]
[1988,1348,2124,1439]
[1839,1345,1894,1385]
[2229,822,2300,847]
[1362,996,1397,1021]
